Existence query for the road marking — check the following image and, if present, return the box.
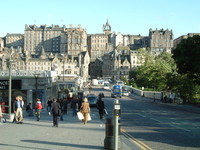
[121,129,153,150]
[170,124,191,132]
[137,114,146,117]
[150,118,162,123]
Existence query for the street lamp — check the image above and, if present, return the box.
[61,54,66,98]
[34,73,40,99]
[8,59,12,116]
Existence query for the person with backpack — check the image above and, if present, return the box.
[35,98,42,121]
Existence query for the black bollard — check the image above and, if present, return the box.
[104,117,121,150]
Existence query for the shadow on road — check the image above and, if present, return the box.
[21,139,104,149]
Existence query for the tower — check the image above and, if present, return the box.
[103,20,112,35]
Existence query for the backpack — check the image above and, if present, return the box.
[37,103,42,109]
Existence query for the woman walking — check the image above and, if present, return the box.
[80,98,90,125]
[51,98,61,127]
[35,98,43,121]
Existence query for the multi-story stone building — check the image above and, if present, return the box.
[173,33,200,49]
[0,46,90,82]
[24,24,87,57]
[148,28,173,54]
[90,48,144,80]
[4,33,24,49]
[87,33,112,62]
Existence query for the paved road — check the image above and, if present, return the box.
[96,85,200,150]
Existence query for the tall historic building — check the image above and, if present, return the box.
[173,33,200,49]
[148,28,173,54]
[24,24,87,57]
[90,48,144,80]
[4,33,24,49]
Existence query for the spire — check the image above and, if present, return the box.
[40,46,46,59]
[103,19,111,34]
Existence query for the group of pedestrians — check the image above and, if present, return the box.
[10,93,105,127]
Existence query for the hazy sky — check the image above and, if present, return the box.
[1,0,200,38]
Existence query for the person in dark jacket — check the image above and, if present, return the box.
[96,97,105,119]
[51,98,61,127]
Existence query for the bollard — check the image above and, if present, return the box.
[104,117,121,150]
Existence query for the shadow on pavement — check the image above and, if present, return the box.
[0,143,50,150]
[21,140,104,149]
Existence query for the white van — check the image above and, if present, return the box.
[103,81,110,90]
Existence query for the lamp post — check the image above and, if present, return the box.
[61,54,66,99]
[34,73,40,99]
[8,60,12,116]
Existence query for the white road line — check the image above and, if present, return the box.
[150,118,162,123]
[170,124,191,132]
[137,114,146,117]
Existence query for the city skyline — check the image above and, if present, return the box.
[0,0,200,39]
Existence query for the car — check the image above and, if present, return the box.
[87,94,98,107]
[122,90,130,96]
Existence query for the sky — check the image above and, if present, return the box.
[0,0,200,39]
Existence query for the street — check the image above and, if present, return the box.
[99,86,200,150]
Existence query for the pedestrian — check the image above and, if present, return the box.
[13,96,24,124]
[71,98,78,116]
[51,98,61,127]
[47,98,52,115]
[96,96,105,119]
[80,98,90,125]
[59,99,64,121]
[35,98,43,121]
[26,103,33,116]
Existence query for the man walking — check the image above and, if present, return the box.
[51,98,60,127]
[13,96,23,124]
[96,97,105,119]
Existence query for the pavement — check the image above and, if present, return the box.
[0,107,134,150]
[129,93,200,114]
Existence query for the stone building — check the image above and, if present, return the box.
[148,28,173,54]
[24,24,87,57]
[87,33,112,62]
[4,33,24,49]
[90,48,143,80]
[0,47,90,82]
[173,33,200,49]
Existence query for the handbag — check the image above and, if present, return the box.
[104,108,108,115]
[77,112,84,120]
[87,113,92,121]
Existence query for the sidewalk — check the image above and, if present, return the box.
[130,93,200,114]
[0,108,133,150]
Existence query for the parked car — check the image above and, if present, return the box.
[87,94,98,107]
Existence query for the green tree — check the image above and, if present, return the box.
[173,35,200,84]
[130,52,177,91]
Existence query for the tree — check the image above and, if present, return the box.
[130,52,177,91]
[173,35,200,84]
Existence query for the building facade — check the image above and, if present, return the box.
[4,33,24,49]
[173,33,200,49]
[24,24,87,57]
[148,28,173,54]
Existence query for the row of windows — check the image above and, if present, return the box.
[92,40,107,43]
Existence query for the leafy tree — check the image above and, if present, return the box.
[130,52,177,91]
[173,35,200,84]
